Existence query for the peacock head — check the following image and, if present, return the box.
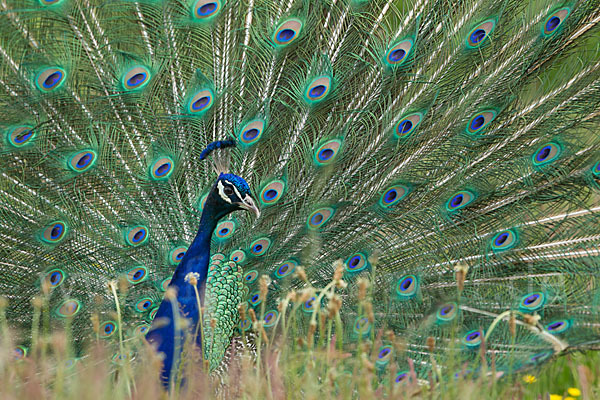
[207,173,260,219]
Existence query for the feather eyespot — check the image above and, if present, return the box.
[304,76,332,103]
[385,39,413,66]
[169,246,188,264]
[466,110,496,135]
[68,150,97,172]
[14,346,27,360]
[394,112,423,139]
[160,278,171,292]
[274,260,297,279]
[40,0,64,5]
[244,270,258,284]
[125,226,149,246]
[592,161,600,176]
[56,299,81,318]
[230,249,246,263]
[249,291,261,307]
[466,19,496,48]
[395,275,418,299]
[250,237,271,256]
[215,221,235,240]
[528,351,552,364]
[379,184,410,207]
[100,321,117,338]
[7,126,35,147]
[519,291,545,312]
[127,266,148,284]
[462,329,483,347]
[187,89,214,114]
[272,18,303,46]
[41,221,67,243]
[135,298,154,313]
[238,119,265,146]
[307,207,334,230]
[36,67,66,92]
[122,66,151,90]
[314,139,342,166]
[376,345,393,367]
[134,323,150,336]
[149,157,174,180]
[44,269,65,288]
[263,310,278,327]
[353,316,371,337]
[239,317,252,331]
[545,319,570,334]
[395,371,410,384]
[436,302,458,323]
[532,142,561,166]
[148,307,159,321]
[192,0,222,20]
[491,229,517,252]
[302,296,317,313]
[260,180,285,205]
[543,8,570,36]
[345,252,368,273]
[446,190,475,211]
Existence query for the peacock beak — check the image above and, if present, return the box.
[240,195,260,219]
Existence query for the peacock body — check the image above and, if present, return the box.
[1,0,600,390]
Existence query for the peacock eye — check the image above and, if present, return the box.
[224,186,234,196]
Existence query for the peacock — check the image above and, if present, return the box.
[1,0,600,392]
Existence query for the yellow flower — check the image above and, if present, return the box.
[567,388,581,397]
[523,375,537,384]
[549,395,563,400]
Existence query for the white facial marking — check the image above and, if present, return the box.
[217,180,232,203]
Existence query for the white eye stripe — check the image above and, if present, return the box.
[224,179,244,200]
[217,180,232,203]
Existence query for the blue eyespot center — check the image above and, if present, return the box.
[133,230,146,243]
[305,297,314,308]
[378,348,390,358]
[252,294,259,302]
[398,120,412,134]
[470,116,485,131]
[127,73,146,87]
[198,2,217,15]
[524,294,539,305]
[253,244,262,252]
[466,331,480,341]
[51,224,63,239]
[44,72,62,88]
[349,256,360,268]
[220,228,229,235]
[319,148,334,161]
[77,153,92,168]
[309,85,326,98]
[156,163,171,177]
[264,189,277,200]
[441,305,453,315]
[385,190,397,203]
[396,373,408,383]
[14,130,33,144]
[133,270,143,280]
[176,252,185,260]
[495,233,508,246]
[451,194,463,207]
[470,29,486,44]
[192,96,210,110]
[389,49,406,62]
[400,277,412,290]
[243,128,259,140]
[536,146,551,162]
[311,213,323,225]
[548,321,564,331]
[546,16,560,32]
[279,264,289,274]
[277,29,295,42]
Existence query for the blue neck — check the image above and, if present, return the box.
[170,201,224,296]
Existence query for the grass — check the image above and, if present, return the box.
[1,270,599,399]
